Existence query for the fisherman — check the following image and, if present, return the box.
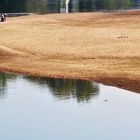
[1,14,5,22]
[1,13,7,22]
[4,13,7,21]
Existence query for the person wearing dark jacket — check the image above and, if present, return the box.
[1,14,5,22]
[1,13,7,22]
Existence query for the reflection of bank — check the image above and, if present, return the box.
[24,76,100,103]
[0,72,16,98]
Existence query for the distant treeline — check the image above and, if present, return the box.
[0,0,139,13]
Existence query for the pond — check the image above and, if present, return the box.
[0,0,140,13]
[0,72,140,140]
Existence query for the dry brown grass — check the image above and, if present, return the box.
[0,10,140,93]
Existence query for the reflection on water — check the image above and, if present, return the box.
[0,72,99,103]
[0,72,140,140]
[0,72,16,98]
[0,0,139,13]
[25,76,99,102]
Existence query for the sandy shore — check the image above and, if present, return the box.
[0,10,140,93]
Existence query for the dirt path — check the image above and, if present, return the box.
[0,10,140,93]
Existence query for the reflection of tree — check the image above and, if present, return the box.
[0,72,16,98]
[24,76,99,103]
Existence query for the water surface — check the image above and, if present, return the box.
[0,72,140,140]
